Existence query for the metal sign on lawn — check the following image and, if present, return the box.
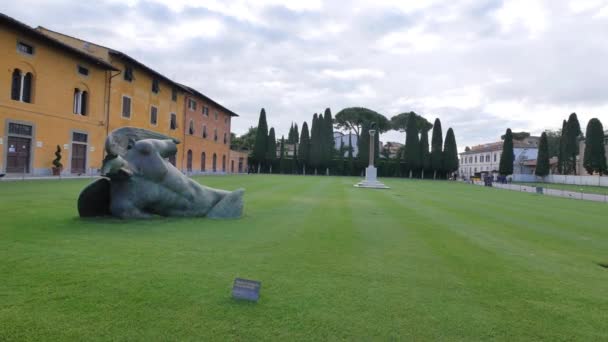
[232,278,261,302]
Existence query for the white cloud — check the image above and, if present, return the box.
[375,26,442,54]
[321,68,385,80]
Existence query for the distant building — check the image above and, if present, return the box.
[459,135,540,178]
[382,142,403,158]
[334,132,358,157]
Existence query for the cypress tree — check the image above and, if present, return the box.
[310,114,322,173]
[294,123,299,144]
[558,119,568,174]
[404,114,420,178]
[279,135,286,174]
[323,108,334,172]
[583,118,607,175]
[420,128,430,179]
[338,139,345,175]
[535,132,550,178]
[252,108,268,173]
[267,127,277,173]
[499,128,514,176]
[348,131,354,176]
[299,121,311,175]
[566,113,582,174]
[288,124,295,143]
[358,121,371,165]
[430,118,443,179]
[443,128,459,178]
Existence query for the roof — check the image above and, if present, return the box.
[461,137,540,155]
[0,13,117,71]
[179,84,239,117]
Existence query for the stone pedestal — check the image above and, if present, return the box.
[355,166,390,189]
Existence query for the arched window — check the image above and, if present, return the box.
[222,155,226,172]
[11,69,21,100]
[214,129,218,142]
[212,153,217,172]
[22,72,33,103]
[10,69,33,103]
[201,152,206,171]
[202,125,207,139]
[231,160,234,173]
[188,120,194,135]
[73,88,88,115]
[187,150,193,171]
[223,132,227,144]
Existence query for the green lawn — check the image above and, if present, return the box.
[1,175,607,341]
[513,182,608,195]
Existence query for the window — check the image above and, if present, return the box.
[202,125,207,138]
[172,88,177,101]
[224,117,228,124]
[214,128,218,142]
[17,41,34,55]
[73,88,88,115]
[203,106,209,116]
[73,132,88,143]
[124,66,134,81]
[77,65,89,76]
[188,99,197,111]
[201,152,206,171]
[187,150,193,172]
[170,113,177,130]
[494,154,497,162]
[9,123,33,136]
[223,132,227,144]
[486,155,490,163]
[150,106,158,125]
[214,111,218,120]
[212,153,217,172]
[122,96,131,118]
[474,156,477,163]
[11,69,33,103]
[222,155,226,172]
[152,79,160,93]
[188,120,194,135]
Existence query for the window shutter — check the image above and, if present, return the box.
[73,89,80,113]
[22,73,33,103]
[11,69,21,100]
[81,91,88,115]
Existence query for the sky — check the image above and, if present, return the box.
[3,0,608,150]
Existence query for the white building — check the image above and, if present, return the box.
[334,132,359,157]
[459,136,540,178]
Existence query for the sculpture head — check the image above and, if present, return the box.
[101,154,132,179]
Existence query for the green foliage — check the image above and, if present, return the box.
[358,122,372,165]
[404,114,420,176]
[334,107,390,138]
[430,118,443,178]
[390,112,432,133]
[499,128,514,175]
[544,129,561,158]
[293,123,299,144]
[310,114,322,171]
[299,121,311,172]
[231,126,257,153]
[323,108,334,168]
[558,120,568,174]
[252,109,268,171]
[566,113,582,174]
[420,129,430,177]
[267,127,277,163]
[442,128,459,175]
[535,132,550,177]
[501,131,530,141]
[347,132,354,175]
[279,136,287,173]
[583,118,607,175]
[52,145,62,168]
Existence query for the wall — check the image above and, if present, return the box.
[512,174,608,187]
[0,26,108,175]
[183,94,231,173]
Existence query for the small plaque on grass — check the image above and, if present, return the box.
[232,278,261,302]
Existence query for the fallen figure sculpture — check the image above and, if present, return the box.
[78,127,244,219]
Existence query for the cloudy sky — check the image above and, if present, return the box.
[3,0,608,149]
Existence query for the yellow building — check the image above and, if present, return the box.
[1,13,243,176]
[1,13,116,175]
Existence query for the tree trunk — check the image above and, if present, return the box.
[421,169,425,179]
[257,164,261,174]
[409,170,412,179]
[433,170,437,180]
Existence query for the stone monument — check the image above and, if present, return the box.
[355,125,389,189]
[78,127,244,219]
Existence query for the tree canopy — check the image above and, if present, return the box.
[334,107,390,137]
[252,108,268,170]
[583,118,607,175]
[390,112,432,133]
[430,118,443,178]
[499,128,514,176]
[404,114,420,176]
[535,132,550,177]
[443,128,459,176]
